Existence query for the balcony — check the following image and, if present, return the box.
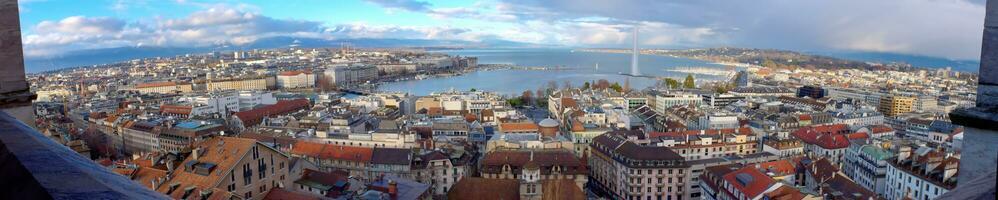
[0,112,168,199]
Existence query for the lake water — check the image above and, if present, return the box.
[378,48,733,95]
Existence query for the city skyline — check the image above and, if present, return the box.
[18,0,987,62]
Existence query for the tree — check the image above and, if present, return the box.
[506,98,524,107]
[470,88,477,92]
[684,74,696,89]
[664,78,681,89]
[582,82,591,90]
[609,82,623,92]
[762,59,777,68]
[595,79,610,90]
[521,90,533,105]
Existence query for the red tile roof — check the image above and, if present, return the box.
[869,125,894,133]
[723,166,775,199]
[481,150,586,175]
[278,70,313,76]
[136,81,178,88]
[290,141,373,163]
[499,122,539,132]
[233,99,310,127]
[791,124,853,149]
[757,160,796,175]
[160,104,192,115]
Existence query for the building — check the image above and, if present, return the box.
[289,141,414,182]
[291,169,351,198]
[121,120,164,154]
[699,164,796,200]
[762,139,804,157]
[206,77,271,91]
[479,150,587,191]
[158,120,224,153]
[843,142,894,195]
[589,130,689,200]
[735,70,752,87]
[135,81,193,94]
[277,70,315,89]
[231,99,310,131]
[324,64,378,87]
[411,149,472,196]
[878,95,915,117]
[702,93,746,108]
[884,146,959,200]
[797,85,826,99]
[647,127,759,160]
[830,109,884,128]
[654,92,702,116]
[154,137,292,200]
[791,124,868,166]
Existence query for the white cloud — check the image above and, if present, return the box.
[497,0,986,60]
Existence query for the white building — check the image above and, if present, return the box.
[277,70,316,89]
[884,146,958,200]
[843,143,894,195]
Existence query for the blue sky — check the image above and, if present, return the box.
[18,0,988,60]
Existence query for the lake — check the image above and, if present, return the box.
[378,48,735,95]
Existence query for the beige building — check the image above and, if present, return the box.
[276,70,315,89]
[878,95,915,116]
[589,130,690,200]
[206,77,270,91]
[135,81,193,94]
[154,137,291,200]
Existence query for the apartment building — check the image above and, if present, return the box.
[154,137,292,200]
[589,130,690,200]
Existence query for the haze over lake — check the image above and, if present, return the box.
[378,48,734,95]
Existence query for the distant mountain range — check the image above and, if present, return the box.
[25,36,979,73]
[24,36,539,73]
[808,51,979,72]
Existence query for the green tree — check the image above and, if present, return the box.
[762,59,777,68]
[506,98,524,107]
[664,78,680,89]
[609,82,623,92]
[684,74,696,89]
[582,82,591,90]
[470,88,477,92]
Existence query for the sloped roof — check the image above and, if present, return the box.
[136,81,178,88]
[371,148,411,165]
[481,150,586,175]
[233,99,310,127]
[290,141,373,163]
[791,124,853,149]
[156,137,261,199]
[723,166,775,199]
[447,177,519,200]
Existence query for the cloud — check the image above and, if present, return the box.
[364,0,431,12]
[21,5,489,57]
[21,0,986,60]
[496,0,986,60]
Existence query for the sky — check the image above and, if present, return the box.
[17,0,988,60]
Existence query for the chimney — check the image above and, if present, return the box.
[897,146,911,163]
[925,154,943,176]
[388,180,398,197]
[943,160,959,182]
[192,147,201,161]
[166,160,175,173]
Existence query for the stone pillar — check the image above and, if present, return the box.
[0,0,35,126]
[950,0,998,188]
